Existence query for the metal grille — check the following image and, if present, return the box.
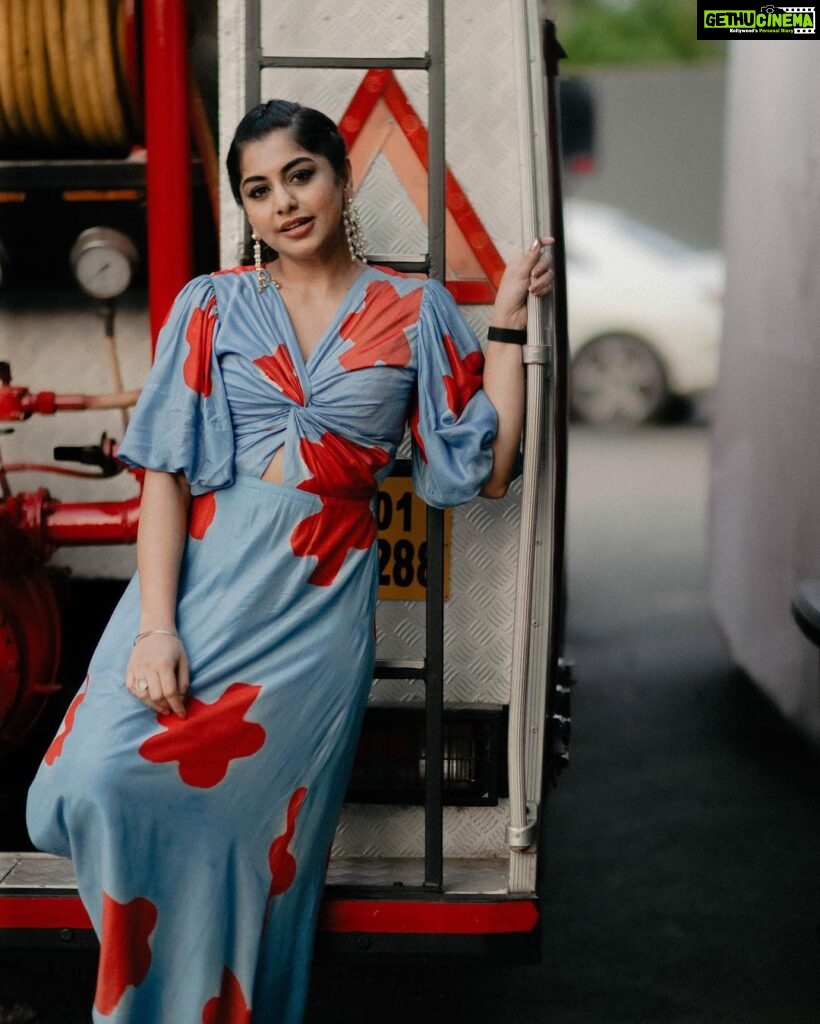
[346,707,506,806]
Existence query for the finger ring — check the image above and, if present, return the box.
[137,678,149,693]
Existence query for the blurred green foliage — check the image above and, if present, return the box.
[553,0,726,65]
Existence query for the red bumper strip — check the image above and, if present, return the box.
[0,895,538,936]
[0,896,92,930]
[318,899,539,935]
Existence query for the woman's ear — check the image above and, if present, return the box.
[342,158,353,193]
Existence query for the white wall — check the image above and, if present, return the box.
[710,43,820,744]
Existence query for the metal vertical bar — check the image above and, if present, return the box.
[506,0,558,895]
[241,0,262,266]
[506,0,545,863]
[424,502,444,890]
[427,0,446,283]
[143,0,192,351]
[423,0,445,892]
[245,0,262,110]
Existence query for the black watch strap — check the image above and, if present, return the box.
[487,325,527,344]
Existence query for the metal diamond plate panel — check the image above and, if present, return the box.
[259,67,374,123]
[332,802,510,859]
[326,857,509,894]
[356,153,429,255]
[260,0,428,59]
[461,305,494,343]
[374,477,521,705]
[443,0,527,255]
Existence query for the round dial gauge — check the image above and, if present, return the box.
[70,227,139,299]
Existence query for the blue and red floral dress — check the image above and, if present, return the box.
[27,264,497,1023]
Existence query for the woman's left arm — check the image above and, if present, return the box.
[480,237,554,498]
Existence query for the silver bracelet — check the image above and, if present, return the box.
[133,629,179,647]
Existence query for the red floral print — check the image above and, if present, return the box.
[44,676,89,766]
[291,434,390,586]
[94,893,157,1015]
[202,967,252,1024]
[183,296,218,396]
[339,281,422,371]
[189,492,217,540]
[267,787,308,899]
[291,502,377,587]
[297,432,390,501]
[253,346,305,406]
[442,333,484,417]
[139,683,266,788]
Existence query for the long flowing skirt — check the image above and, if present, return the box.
[27,475,377,1023]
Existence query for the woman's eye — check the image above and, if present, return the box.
[248,185,269,199]
[289,169,314,184]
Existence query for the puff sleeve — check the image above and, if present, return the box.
[411,280,498,508]
[116,275,235,496]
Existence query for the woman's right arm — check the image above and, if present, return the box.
[124,469,192,718]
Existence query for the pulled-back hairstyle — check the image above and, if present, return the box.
[226,99,348,205]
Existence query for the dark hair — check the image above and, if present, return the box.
[226,99,348,205]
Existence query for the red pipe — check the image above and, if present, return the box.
[43,496,141,546]
[0,390,140,420]
[144,0,192,351]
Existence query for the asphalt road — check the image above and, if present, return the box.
[4,424,820,1023]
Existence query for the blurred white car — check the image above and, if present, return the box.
[565,200,724,426]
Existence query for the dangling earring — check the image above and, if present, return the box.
[252,231,271,293]
[343,196,367,263]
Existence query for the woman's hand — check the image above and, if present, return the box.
[491,236,555,330]
[127,470,192,717]
[126,633,190,718]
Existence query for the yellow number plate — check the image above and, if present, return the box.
[376,477,451,601]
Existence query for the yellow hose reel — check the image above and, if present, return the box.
[0,0,139,155]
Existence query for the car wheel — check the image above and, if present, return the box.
[571,334,669,427]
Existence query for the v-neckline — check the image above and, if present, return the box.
[269,265,374,372]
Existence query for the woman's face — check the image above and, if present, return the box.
[238,129,349,264]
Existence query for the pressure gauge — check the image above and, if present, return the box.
[70,227,139,299]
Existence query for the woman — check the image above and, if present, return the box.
[27,100,553,1023]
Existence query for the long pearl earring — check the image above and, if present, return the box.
[342,197,367,263]
[252,232,271,293]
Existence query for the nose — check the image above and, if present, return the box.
[273,181,297,214]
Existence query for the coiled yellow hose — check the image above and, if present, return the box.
[0,0,135,154]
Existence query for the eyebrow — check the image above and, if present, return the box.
[241,156,316,189]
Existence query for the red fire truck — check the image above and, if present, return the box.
[0,0,572,961]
